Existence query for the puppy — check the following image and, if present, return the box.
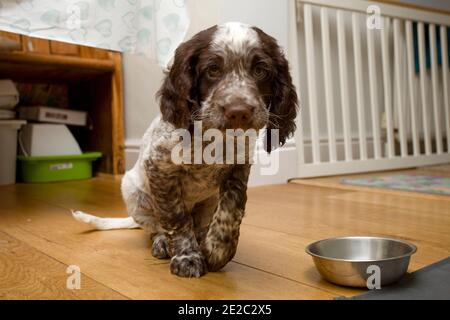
[73,22,298,277]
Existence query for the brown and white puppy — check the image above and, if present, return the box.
[73,22,298,277]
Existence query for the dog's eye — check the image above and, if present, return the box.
[253,63,269,81]
[206,65,222,79]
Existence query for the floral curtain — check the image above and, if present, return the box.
[0,0,190,67]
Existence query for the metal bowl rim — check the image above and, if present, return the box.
[305,236,417,263]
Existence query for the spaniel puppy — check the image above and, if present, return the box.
[73,22,298,277]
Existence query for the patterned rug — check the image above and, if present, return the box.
[341,173,450,196]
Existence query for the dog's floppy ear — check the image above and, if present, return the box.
[267,53,298,152]
[252,27,299,152]
[157,26,217,129]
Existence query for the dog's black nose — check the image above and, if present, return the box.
[224,104,253,128]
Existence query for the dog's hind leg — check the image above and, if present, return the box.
[125,189,171,259]
[72,210,141,230]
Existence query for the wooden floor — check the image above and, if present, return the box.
[0,169,449,299]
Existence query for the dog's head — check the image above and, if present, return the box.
[157,22,298,151]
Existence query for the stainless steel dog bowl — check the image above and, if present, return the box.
[306,236,417,287]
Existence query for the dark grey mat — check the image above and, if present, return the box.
[338,256,450,300]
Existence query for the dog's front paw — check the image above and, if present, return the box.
[151,234,169,259]
[170,253,207,278]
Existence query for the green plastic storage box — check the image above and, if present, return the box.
[17,152,102,183]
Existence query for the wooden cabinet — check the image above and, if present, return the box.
[0,31,125,175]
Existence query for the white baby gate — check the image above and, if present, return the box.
[290,0,450,178]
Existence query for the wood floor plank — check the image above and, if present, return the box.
[235,223,450,298]
[327,191,450,218]
[1,171,449,300]
[0,178,126,216]
[245,184,450,252]
[3,225,333,300]
[0,185,333,299]
[236,224,365,297]
[0,231,126,300]
[0,191,168,267]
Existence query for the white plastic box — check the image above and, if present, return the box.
[18,106,87,126]
[19,124,82,156]
[0,120,26,185]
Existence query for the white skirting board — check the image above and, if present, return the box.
[124,138,298,187]
[126,137,445,184]
[124,137,391,185]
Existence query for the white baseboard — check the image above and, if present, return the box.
[124,138,141,171]
[125,136,379,184]
[248,139,297,186]
[124,138,298,187]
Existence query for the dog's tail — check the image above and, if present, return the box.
[71,210,140,230]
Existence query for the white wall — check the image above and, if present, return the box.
[216,0,289,50]
[122,0,295,185]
